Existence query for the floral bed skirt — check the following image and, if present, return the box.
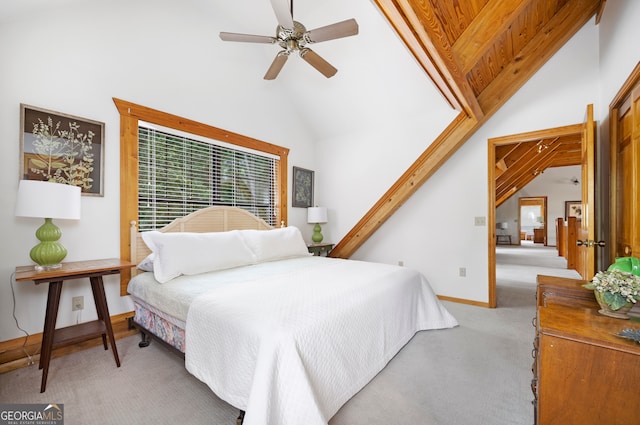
[133,298,186,353]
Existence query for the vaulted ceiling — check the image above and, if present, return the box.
[0,0,604,259]
[332,0,603,258]
[494,125,583,206]
[373,0,604,119]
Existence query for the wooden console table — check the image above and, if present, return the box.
[533,275,640,424]
[307,243,334,256]
[15,259,134,392]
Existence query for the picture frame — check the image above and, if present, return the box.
[565,201,582,219]
[20,104,105,196]
[292,166,314,208]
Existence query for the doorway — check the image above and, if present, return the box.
[519,196,547,245]
[488,124,584,307]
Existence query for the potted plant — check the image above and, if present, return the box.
[583,269,640,319]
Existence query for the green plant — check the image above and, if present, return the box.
[618,328,640,344]
[583,269,640,310]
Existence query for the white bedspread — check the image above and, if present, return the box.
[185,257,457,425]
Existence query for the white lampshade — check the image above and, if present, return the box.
[15,180,81,220]
[307,207,328,224]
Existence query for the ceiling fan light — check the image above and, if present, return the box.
[220,0,357,80]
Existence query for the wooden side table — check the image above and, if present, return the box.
[15,258,134,392]
[307,243,334,256]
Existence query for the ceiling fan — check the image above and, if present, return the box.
[219,0,359,80]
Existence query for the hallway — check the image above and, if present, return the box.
[496,241,582,290]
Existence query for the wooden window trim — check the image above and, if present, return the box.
[113,98,289,295]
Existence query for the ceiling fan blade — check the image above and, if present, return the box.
[219,32,276,44]
[299,48,337,78]
[306,18,359,43]
[264,52,289,80]
[270,0,294,29]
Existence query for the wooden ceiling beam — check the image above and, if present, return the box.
[496,142,560,196]
[453,0,531,75]
[490,123,584,144]
[372,0,461,111]
[496,187,517,207]
[476,0,601,112]
[388,0,485,118]
[331,0,599,261]
[495,142,539,182]
[495,142,521,162]
[510,153,557,192]
[330,112,478,258]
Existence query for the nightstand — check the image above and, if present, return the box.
[307,243,334,256]
[15,258,134,392]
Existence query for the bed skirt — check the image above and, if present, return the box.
[131,297,186,353]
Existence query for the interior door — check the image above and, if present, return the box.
[576,104,597,279]
[612,84,640,259]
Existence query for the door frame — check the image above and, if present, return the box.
[488,126,584,308]
[519,196,548,244]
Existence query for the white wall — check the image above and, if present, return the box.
[325,20,602,303]
[0,0,452,342]
[0,0,316,342]
[1,0,639,342]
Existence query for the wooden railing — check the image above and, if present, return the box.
[556,217,580,271]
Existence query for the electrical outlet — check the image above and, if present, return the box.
[459,267,466,277]
[72,296,84,311]
[398,260,404,267]
[474,216,486,226]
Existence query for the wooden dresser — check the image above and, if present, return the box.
[533,275,640,425]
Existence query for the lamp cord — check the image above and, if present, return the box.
[9,272,37,365]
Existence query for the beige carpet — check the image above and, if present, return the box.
[0,242,577,425]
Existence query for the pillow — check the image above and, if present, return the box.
[137,253,154,272]
[141,230,256,283]
[240,227,310,263]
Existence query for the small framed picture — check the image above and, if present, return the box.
[565,201,582,219]
[292,166,314,208]
[20,104,105,196]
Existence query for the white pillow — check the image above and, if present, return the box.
[141,230,256,283]
[137,253,154,272]
[240,227,310,263]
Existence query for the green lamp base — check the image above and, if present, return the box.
[30,218,67,271]
[312,223,324,243]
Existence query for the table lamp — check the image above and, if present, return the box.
[307,206,328,243]
[15,180,81,270]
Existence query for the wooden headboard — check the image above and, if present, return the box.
[129,206,273,279]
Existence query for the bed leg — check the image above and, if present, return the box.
[138,331,151,348]
[236,410,245,425]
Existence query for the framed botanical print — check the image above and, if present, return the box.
[20,104,105,196]
[292,166,314,208]
[565,200,582,219]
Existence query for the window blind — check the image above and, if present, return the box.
[138,125,277,230]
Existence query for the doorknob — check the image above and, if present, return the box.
[576,240,606,248]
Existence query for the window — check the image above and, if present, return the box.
[115,98,289,295]
[138,125,278,230]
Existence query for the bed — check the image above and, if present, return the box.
[127,206,458,425]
